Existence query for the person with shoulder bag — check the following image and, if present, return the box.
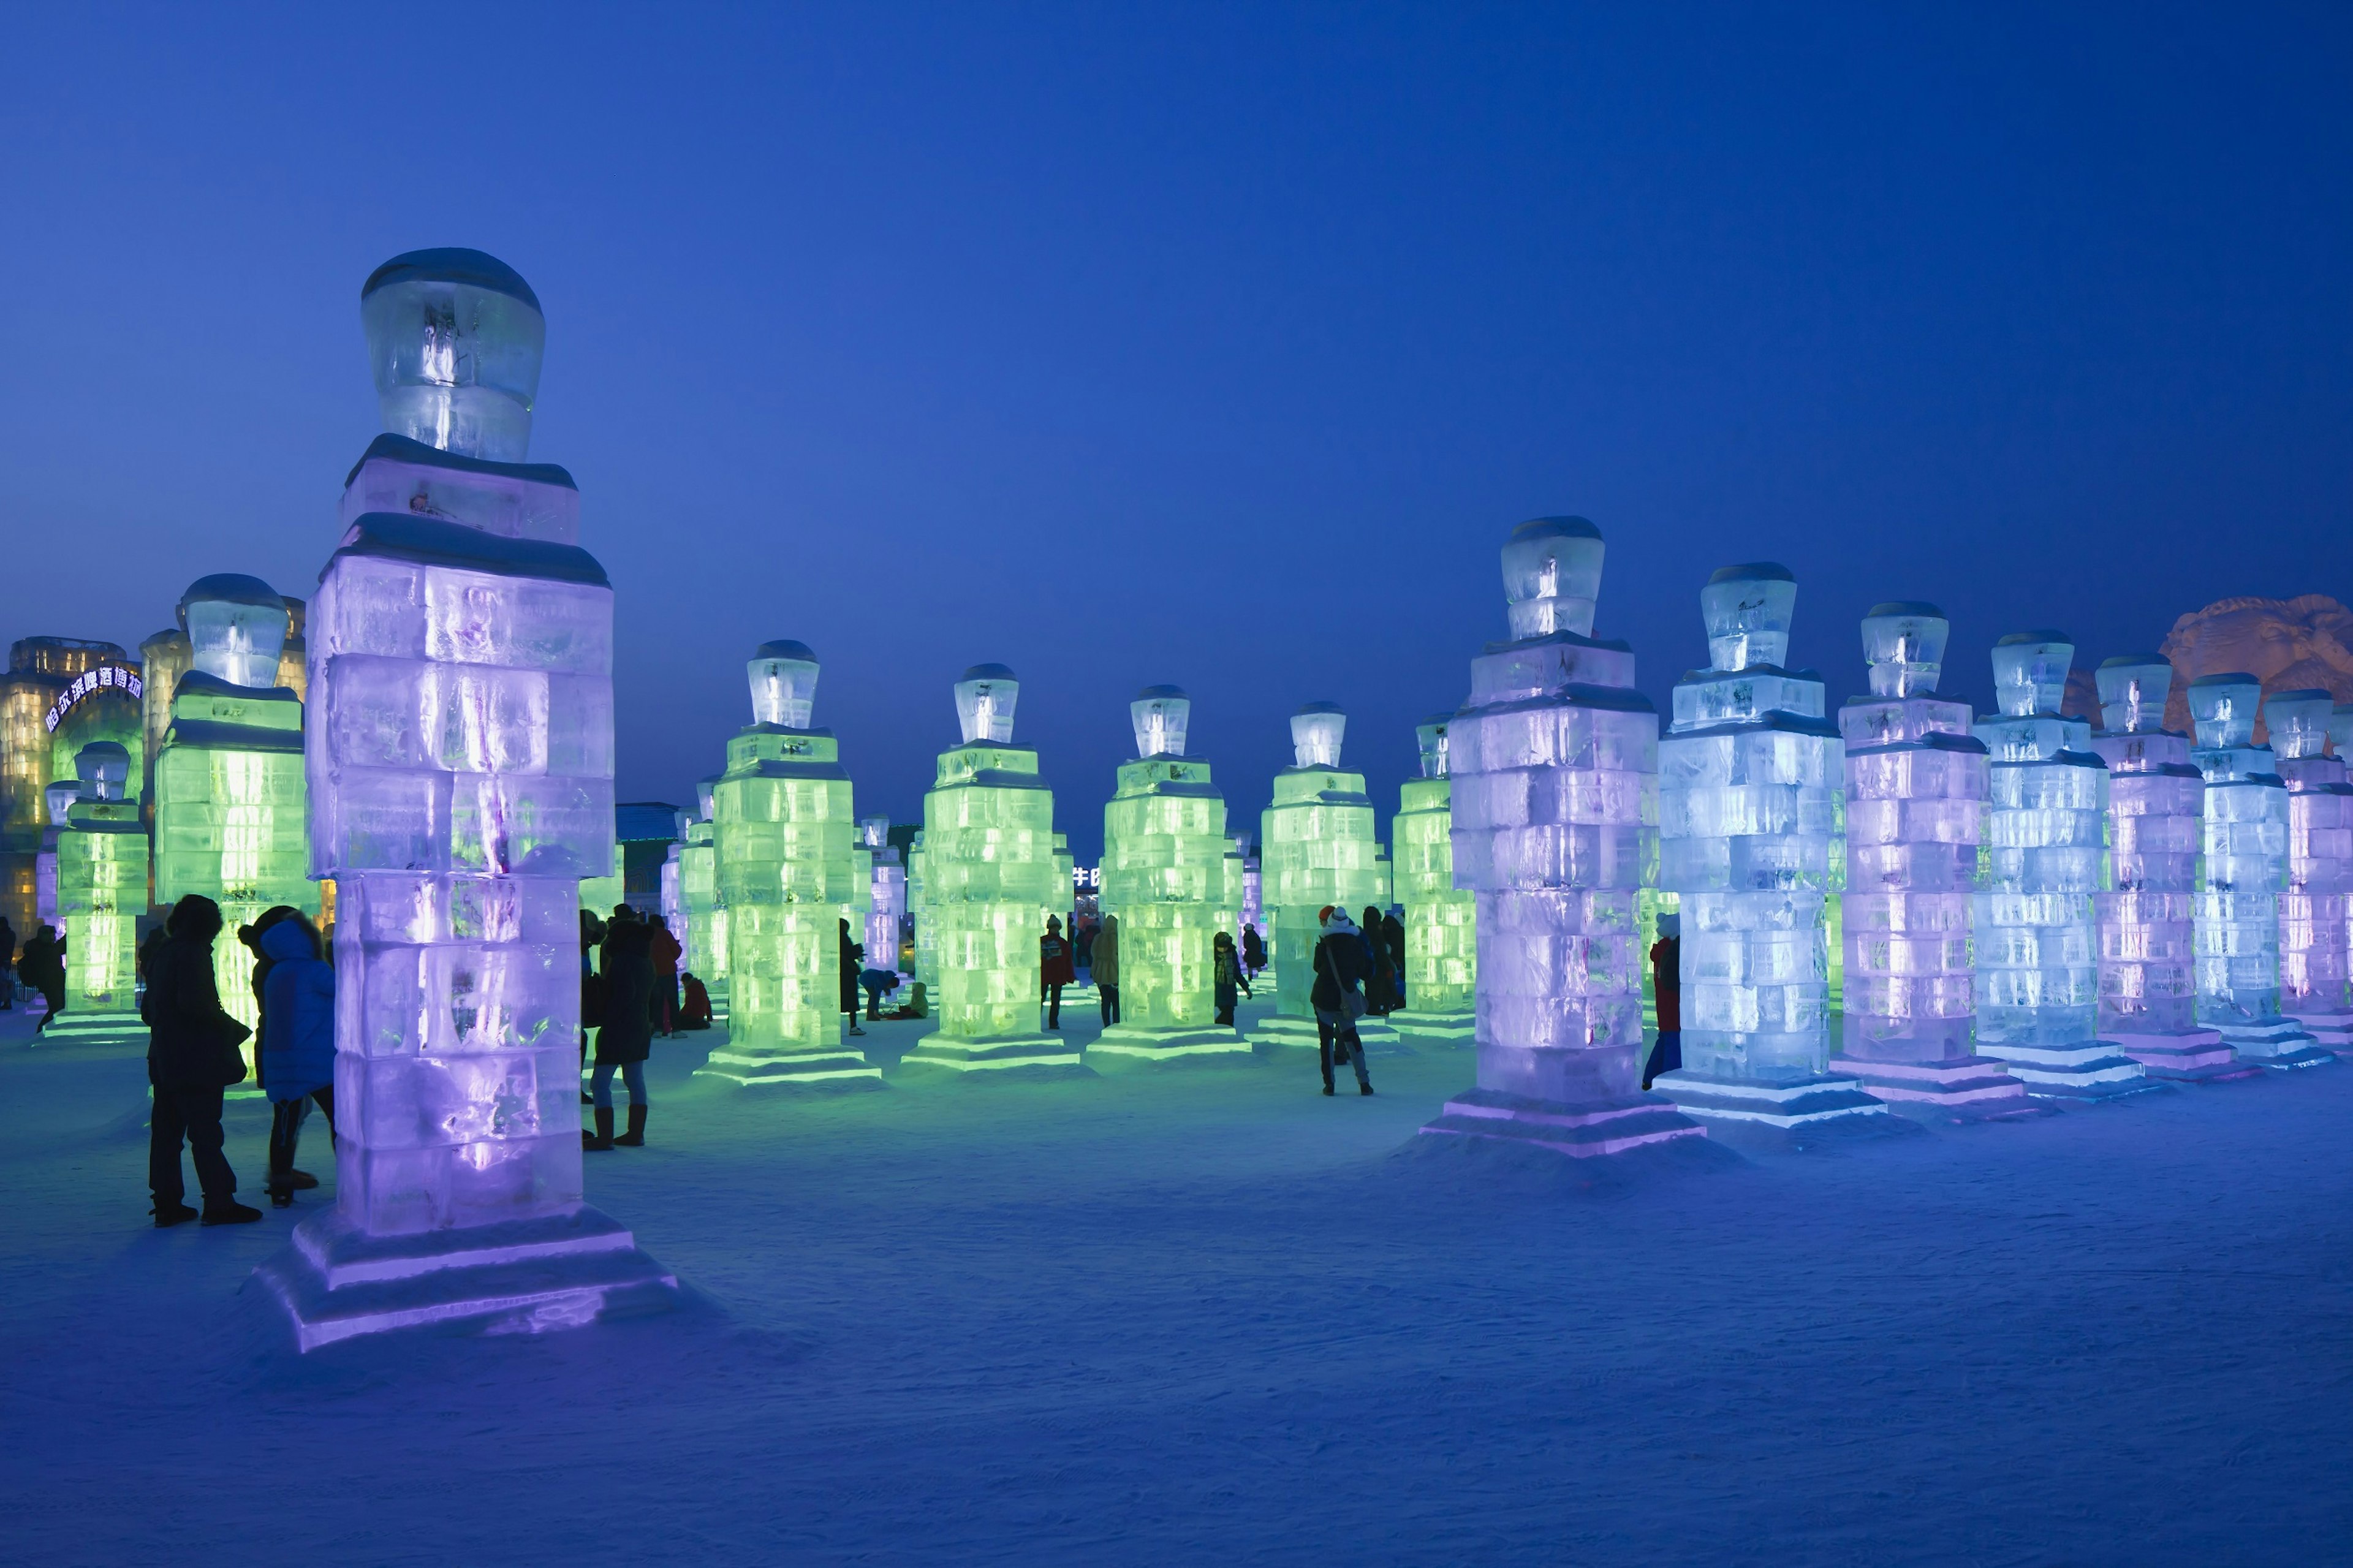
[1310,906,1375,1097]
[142,894,260,1226]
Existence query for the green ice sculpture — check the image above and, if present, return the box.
[680,774,728,1008]
[907,828,932,988]
[151,575,315,1050]
[903,665,1081,1076]
[699,642,879,1089]
[1246,704,1401,1052]
[1093,687,1250,1064]
[1388,716,1476,1041]
[53,742,143,1035]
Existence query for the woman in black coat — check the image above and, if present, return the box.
[21,925,67,1034]
[142,895,260,1225]
[586,911,655,1150]
[839,918,866,1039]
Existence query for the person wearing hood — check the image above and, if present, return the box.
[839,917,866,1039]
[1311,906,1375,1096]
[1362,904,1400,1015]
[1212,930,1250,1026]
[1240,923,1265,980]
[1093,914,1121,1026]
[142,894,261,1225]
[586,907,655,1150]
[258,915,336,1206]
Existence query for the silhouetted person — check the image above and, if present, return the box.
[1040,915,1075,1029]
[1362,905,1398,1015]
[1093,914,1121,1026]
[1313,907,1374,1096]
[648,914,682,1037]
[678,971,713,1030]
[586,907,653,1149]
[259,915,336,1206]
[142,895,259,1225]
[1241,923,1265,979]
[1381,909,1407,1009]
[839,917,866,1039]
[1213,930,1251,1026]
[21,924,66,1033]
[1644,913,1683,1089]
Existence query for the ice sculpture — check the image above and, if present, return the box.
[34,778,78,926]
[903,666,1080,1074]
[152,574,316,1050]
[1387,716,1477,1042]
[1418,518,1702,1156]
[907,828,932,987]
[2265,689,2353,1053]
[2086,656,2244,1080]
[1093,686,1249,1063]
[1965,634,2150,1097]
[679,774,727,1005]
[699,642,877,1088]
[1235,832,1261,950]
[49,743,143,1039]
[1827,605,2040,1115]
[1648,566,1889,1129]
[1245,704,1401,1054]
[862,816,906,976]
[258,248,675,1349]
[2187,674,2332,1068]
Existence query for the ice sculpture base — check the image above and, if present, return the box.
[900,1031,1090,1078]
[1417,1086,1703,1159]
[2106,1028,2261,1083]
[2219,1019,2338,1071]
[1086,1023,1253,1067]
[694,1043,885,1091]
[2284,1008,2353,1052]
[1387,1008,1477,1043]
[1246,1013,1408,1056]
[1649,1069,1896,1131]
[1828,1053,2053,1122]
[254,1205,680,1353]
[1975,1040,2164,1101]
[36,1010,146,1045]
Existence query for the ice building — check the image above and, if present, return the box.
[257,248,675,1349]
[1649,566,1887,1131]
[1235,833,1261,949]
[2188,673,2332,1069]
[151,574,316,1048]
[1418,518,1702,1156]
[907,828,932,988]
[34,778,77,925]
[862,816,906,976]
[699,642,876,1089]
[1246,704,1401,1054]
[1387,716,1476,1042]
[1827,604,2039,1116]
[1093,686,1249,1064]
[2265,689,2352,1052]
[2087,656,2241,1080]
[903,666,1078,1075]
[1968,634,2148,1098]
[50,743,143,1040]
[678,775,726,1001]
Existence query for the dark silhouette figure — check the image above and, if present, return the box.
[587,907,654,1149]
[1040,915,1075,1029]
[142,895,260,1225]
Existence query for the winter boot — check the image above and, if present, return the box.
[151,1200,199,1228]
[583,1107,615,1151]
[613,1104,648,1147]
[201,1200,263,1225]
[1359,1083,1374,1096]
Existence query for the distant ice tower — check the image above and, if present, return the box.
[861,816,906,978]
[51,743,143,1037]
[678,773,728,1003]
[2265,689,2353,1054]
[1387,716,1477,1042]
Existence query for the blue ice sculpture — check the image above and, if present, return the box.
[2266,689,2353,1054]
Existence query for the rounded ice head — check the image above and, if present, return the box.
[362,247,546,463]
[955,664,1020,744]
[859,814,891,848]
[1700,562,1796,672]
[747,640,819,728]
[176,573,286,688]
[695,773,722,820]
[1131,684,1191,758]
[1501,517,1604,640]
[1991,631,2073,718]
[1290,702,1345,768]
[2188,672,2263,749]
[74,741,131,801]
[2095,654,2172,734]
[1415,714,1453,779]
[2264,689,2335,759]
[1860,602,1948,697]
[44,778,79,824]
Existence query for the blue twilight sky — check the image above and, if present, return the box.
[2,3,2347,858]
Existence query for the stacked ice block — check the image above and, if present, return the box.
[2264,689,2352,1053]
[678,775,727,1005]
[51,743,143,1035]
[259,247,674,1349]
[1650,566,1887,1131]
[1388,717,1477,1042]
[1419,518,1701,1157]
[1236,833,1262,953]
[861,815,906,979]
[699,642,876,1089]
[1246,705,1400,1053]
[1827,605,2038,1116]
[907,829,931,989]
[1093,687,1249,1063]
[903,666,1078,1075]
[2187,675,2332,1069]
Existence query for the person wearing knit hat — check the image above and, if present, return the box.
[1311,906,1374,1096]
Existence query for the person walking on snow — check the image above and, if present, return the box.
[839,918,866,1039]
[1040,915,1075,1029]
[585,907,654,1150]
[648,914,683,1037]
[142,895,260,1225]
[20,924,66,1034]
[1212,930,1250,1026]
[1311,906,1375,1097]
[258,915,336,1206]
[1093,913,1121,1026]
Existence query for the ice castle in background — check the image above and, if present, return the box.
[1828,605,2040,1117]
[1387,716,1476,1042]
[2088,656,2243,1081]
[2268,691,2353,1052]
[903,665,1078,1075]
[50,742,143,1039]
[1969,634,2148,1098]
[861,815,905,977]
[2187,675,2333,1069]
[700,642,877,1089]
[258,248,675,1348]
[1649,565,1887,1132]
[1248,703,1400,1055]
[1420,518,1702,1156]
[680,773,726,1001]
[1093,687,1249,1064]
[151,573,316,1050]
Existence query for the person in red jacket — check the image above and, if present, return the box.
[648,914,683,1037]
[1039,915,1077,1029]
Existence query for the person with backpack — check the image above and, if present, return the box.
[1311,906,1375,1097]
[142,895,260,1225]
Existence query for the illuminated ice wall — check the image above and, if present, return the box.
[862,815,905,975]
[680,774,726,997]
[1389,716,1476,1040]
[53,743,142,1024]
[2267,690,2352,1053]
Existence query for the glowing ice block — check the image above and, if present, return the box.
[1387,716,1477,1042]
[1649,565,1887,1130]
[52,743,143,1031]
[678,774,727,1005]
[1093,687,1249,1063]
[1827,604,2039,1116]
[257,248,675,1350]
[903,666,1080,1075]
[907,829,932,988]
[2268,689,2352,1052]
[861,816,906,977]
[1419,517,1702,1156]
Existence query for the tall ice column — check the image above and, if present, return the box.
[2265,690,2353,1053]
[1388,717,1477,1042]
[49,743,144,1042]
[861,816,906,978]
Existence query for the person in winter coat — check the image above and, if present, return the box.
[258,916,336,1206]
[1093,914,1122,1026]
[1240,923,1265,980]
[578,907,607,1102]
[1645,912,1683,1089]
[20,924,66,1033]
[648,915,683,1037]
[585,908,654,1150]
[1039,915,1076,1029]
[142,895,260,1225]
[1212,930,1250,1026]
[838,918,866,1039]
[1381,909,1408,1010]
[0,912,14,1009]
[1311,906,1375,1096]
[1358,906,1395,1015]
[678,972,713,1031]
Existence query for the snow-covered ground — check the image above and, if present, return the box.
[1,995,2347,1567]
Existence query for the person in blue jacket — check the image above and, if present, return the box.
[258,915,336,1207]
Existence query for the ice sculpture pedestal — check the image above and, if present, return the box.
[39,1011,145,1045]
